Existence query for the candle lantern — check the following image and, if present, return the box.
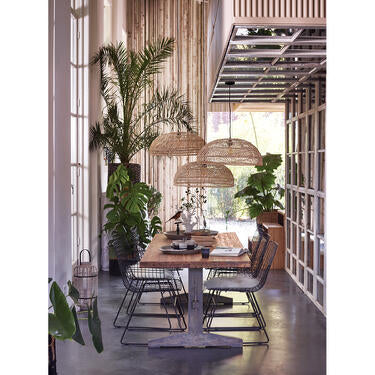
[73,249,98,310]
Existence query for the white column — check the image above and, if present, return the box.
[49,0,72,286]
[89,0,105,269]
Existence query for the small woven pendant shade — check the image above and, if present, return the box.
[197,138,263,166]
[174,161,234,188]
[150,132,205,157]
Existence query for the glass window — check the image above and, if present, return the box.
[308,153,314,189]
[299,264,305,284]
[292,257,297,276]
[299,228,305,262]
[308,115,314,151]
[299,152,305,187]
[307,272,314,294]
[317,281,324,306]
[292,224,297,255]
[307,195,314,231]
[319,198,325,235]
[318,152,325,191]
[286,220,291,249]
[318,237,325,278]
[307,232,314,270]
[286,252,291,270]
[319,110,325,150]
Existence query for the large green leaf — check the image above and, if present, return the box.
[49,282,75,340]
[71,306,85,346]
[249,204,264,219]
[88,298,104,353]
[248,172,275,192]
[67,281,80,304]
[256,153,282,172]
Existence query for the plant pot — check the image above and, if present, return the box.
[48,335,57,375]
[256,211,279,224]
[109,247,139,276]
[108,163,141,183]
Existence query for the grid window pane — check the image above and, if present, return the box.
[299,152,305,187]
[299,229,305,262]
[319,198,325,235]
[307,195,314,231]
[307,272,314,294]
[308,115,314,151]
[292,224,297,255]
[293,121,298,152]
[308,153,314,189]
[307,232,314,270]
[286,155,292,184]
[317,281,324,306]
[319,111,325,150]
[286,220,291,249]
[299,264,304,284]
[318,237,325,278]
[299,193,305,225]
[318,152,325,191]
[292,257,297,276]
[293,191,297,221]
[286,252,291,270]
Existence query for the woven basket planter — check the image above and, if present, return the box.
[108,163,141,183]
[256,211,280,224]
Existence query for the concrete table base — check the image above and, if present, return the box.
[148,268,243,348]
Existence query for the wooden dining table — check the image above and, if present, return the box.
[140,232,249,348]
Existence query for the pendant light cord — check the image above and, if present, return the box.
[228,84,232,141]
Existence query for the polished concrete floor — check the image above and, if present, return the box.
[58,270,326,375]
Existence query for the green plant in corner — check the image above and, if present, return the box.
[235,153,285,219]
[104,165,162,254]
[48,278,103,374]
[89,38,194,164]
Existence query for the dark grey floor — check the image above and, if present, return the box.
[57,270,326,375]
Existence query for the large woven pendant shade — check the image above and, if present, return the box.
[150,132,205,157]
[173,161,234,188]
[197,138,263,166]
[198,81,262,166]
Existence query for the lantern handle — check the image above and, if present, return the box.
[79,249,91,264]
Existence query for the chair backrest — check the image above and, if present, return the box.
[253,240,278,292]
[250,230,270,277]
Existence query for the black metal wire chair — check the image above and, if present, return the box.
[206,225,269,281]
[112,239,186,346]
[203,240,278,346]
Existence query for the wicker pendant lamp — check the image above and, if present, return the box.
[173,161,234,188]
[197,81,263,166]
[149,131,205,157]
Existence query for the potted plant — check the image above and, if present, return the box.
[48,279,103,374]
[89,38,194,182]
[234,153,285,223]
[103,165,162,273]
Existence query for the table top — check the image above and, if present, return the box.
[140,232,250,269]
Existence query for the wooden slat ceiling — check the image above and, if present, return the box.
[210,26,326,104]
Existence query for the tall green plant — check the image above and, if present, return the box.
[104,165,162,252]
[89,38,194,163]
[235,153,285,219]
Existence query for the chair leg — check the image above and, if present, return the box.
[113,287,129,328]
[204,289,270,346]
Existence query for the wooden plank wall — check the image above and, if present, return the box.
[116,0,208,231]
[233,0,326,18]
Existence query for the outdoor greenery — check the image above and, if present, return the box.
[104,165,162,254]
[206,112,285,221]
[235,153,285,219]
[48,279,103,353]
[89,38,194,164]
[147,186,162,218]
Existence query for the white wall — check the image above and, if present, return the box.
[49,0,72,286]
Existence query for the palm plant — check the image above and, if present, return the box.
[89,38,194,164]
